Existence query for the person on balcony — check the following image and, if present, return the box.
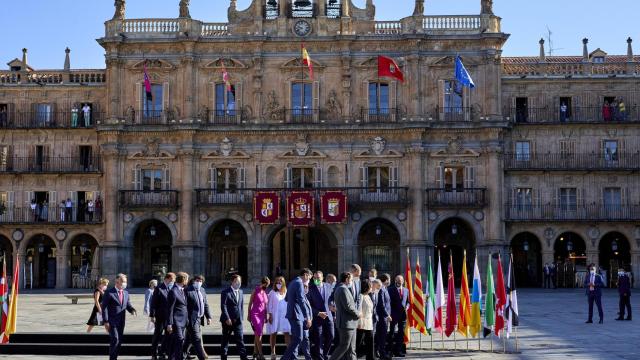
[559,102,568,122]
[618,98,627,121]
[71,105,79,127]
[30,199,38,222]
[0,107,7,127]
[611,99,619,121]
[95,196,103,221]
[82,103,91,127]
[602,101,612,122]
[87,199,95,222]
[59,201,66,222]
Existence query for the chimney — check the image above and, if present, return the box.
[21,48,28,70]
[627,37,634,62]
[539,38,546,62]
[64,47,71,71]
[582,38,589,62]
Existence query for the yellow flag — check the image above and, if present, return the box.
[2,257,19,343]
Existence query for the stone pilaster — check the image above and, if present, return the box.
[485,148,505,245]
[56,251,69,289]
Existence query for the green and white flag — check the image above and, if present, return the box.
[483,254,495,338]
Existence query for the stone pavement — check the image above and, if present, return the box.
[0,288,637,359]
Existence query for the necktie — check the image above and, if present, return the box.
[118,290,123,304]
[399,288,403,298]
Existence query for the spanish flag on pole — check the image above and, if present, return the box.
[403,248,413,344]
[457,250,472,337]
[1,256,18,344]
[301,43,313,80]
[411,257,427,335]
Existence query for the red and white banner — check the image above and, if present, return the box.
[320,191,347,224]
[287,191,315,227]
[254,191,280,225]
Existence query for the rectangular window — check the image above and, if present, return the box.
[0,145,8,171]
[368,82,389,113]
[215,168,238,193]
[559,188,577,211]
[142,169,162,191]
[560,140,575,159]
[515,97,528,122]
[444,80,464,111]
[291,82,313,112]
[142,84,163,116]
[515,188,533,210]
[291,167,314,189]
[36,104,53,126]
[604,140,618,162]
[603,187,622,209]
[515,141,530,161]
[444,167,463,192]
[367,167,390,191]
[214,84,236,116]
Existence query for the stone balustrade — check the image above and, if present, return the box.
[503,61,638,77]
[201,23,229,37]
[423,15,481,30]
[374,21,402,35]
[122,18,181,33]
[0,70,106,85]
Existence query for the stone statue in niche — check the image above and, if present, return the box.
[481,0,493,15]
[220,137,233,157]
[326,90,342,118]
[370,136,386,155]
[179,0,191,18]
[113,0,125,20]
[264,90,282,120]
[143,138,160,157]
[198,105,209,121]
[125,105,135,122]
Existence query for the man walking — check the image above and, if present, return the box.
[543,264,551,289]
[330,272,361,360]
[307,270,334,360]
[184,274,211,360]
[150,272,175,360]
[220,275,248,360]
[167,272,190,360]
[615,268,632,321]
[387,275,409,357]
[584,264,604,324]
[102,273,137,360]
[282,268,313,360]
[375,274,392,360]
[350,264,363,311]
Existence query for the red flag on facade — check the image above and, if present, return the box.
[287,191,315,227]
[253,192,280,225]
[495,253,507,337]
[444,255,458,337]
[319,191,347,224]
[143,61,153,101]
[222,66,232,93]
[378,56,404,82]
[0,260,7,340]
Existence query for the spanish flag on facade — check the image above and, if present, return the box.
[301,43,314,80]
[411,257,427,335]
[1,256,18,344]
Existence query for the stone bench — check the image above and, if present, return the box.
[64,294,95,304]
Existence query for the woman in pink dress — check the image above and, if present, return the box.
[248,276,270,360]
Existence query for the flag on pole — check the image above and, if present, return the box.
[1,257,18,344]
[403,248,414,344]
[469,253,482,337]
[483,254,495,338]
[458,251,471,337]
[222,66,232,93]
[506,254,520,338]
[411,257,427,335]
[378,55,405,83]
[454,55,475,88]
[143,61,153,101]
[434,252,445,334]
[444,255,457,337]
[426,256,436,335]
[495,254,507,337]
[301,44,314,80]
[0,260,7,340]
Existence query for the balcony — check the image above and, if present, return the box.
[0,111,103,129]
[206,109,245,125]
[195,189,253,207]
[1,157,102,174]
[504,153,640,171]
[284,109,319,124]
[361,108,398,123]
[436,106,474,122]
[425,188,488,208]
[0,207,102,224]
[118,190,179,209]
[505,106,640,124]
[346,187,410,209]
[505,204,640,222]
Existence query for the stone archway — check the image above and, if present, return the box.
[511,232,542,287]
[433,217,476,286]
[131,219,174,286]
[357,218,401,277]
[67,234,99,288]
[206,219,248,286]
[553,232,587,288]
[24,234,57,288]
[599,232,631,288]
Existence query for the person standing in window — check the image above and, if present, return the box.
[602,101,611,122]
[82,103,91,127]
[87,199,95,222]
[618,98,627,121]
[71,105,79,127]
[559,102,568,122]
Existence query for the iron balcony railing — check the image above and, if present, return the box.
[437,106,474,122]
[425,188,487,208]
[1,156,102,173]
[0,206,103,224]
[118,190,179,209]
[0,111,103,129]
[504,153,640,171]
[361,108,398,123]
[206,109,244,125]
[504,204,640,222]
[195,187,410,209]
[505,106,639,124]
[285,108,319,124]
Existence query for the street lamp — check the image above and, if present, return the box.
[566,240,574,252]
[611,239,618,252]
[523,240,530,252]
[38,243,45,253]
[79,243,87,255]
[149,225,157,238]
[451,224,458,235]
[375,224,382,237]
[224,225,230,237]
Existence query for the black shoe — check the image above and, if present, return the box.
[626,318,632,321]
[615,317,624,321]
[599,319,604,324]
[585,320,593,323]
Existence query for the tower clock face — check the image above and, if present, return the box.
[293,20,312,37]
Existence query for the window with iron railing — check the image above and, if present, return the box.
[604,140,618,162]
[142,84,163,120]
[368,82,390,114]
[559,188,577,212]
[515,141,530,161]
[215,83,236,117]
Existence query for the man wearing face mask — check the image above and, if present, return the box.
[616,268,632,321]
[307,270,334,360]
[282,268,314,360]
[166,272,190,360]
[220,274,248,360]
[583,264,605,324]
[182,275,211,360]
[150,272,176,360]
[330,272,361,360]
[375,274,392,360]
[102,273,137,360]
[350,264,363,311]
[387,275,409,357]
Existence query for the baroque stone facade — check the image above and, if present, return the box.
[0,0,638,288]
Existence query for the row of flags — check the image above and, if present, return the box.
[403,250,519,343]
[0,257,19,344]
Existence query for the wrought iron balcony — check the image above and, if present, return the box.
[1,157,102,173]
[205,109,245,125]
[425,188,488,208]
[195,189,254,207]
[285,108,319,124]
[504,153,640,171]
[504,204,640,222]
[346,187,410,209]
[361,108,398,123]
[0,111,103,129]
[505,106,639,124]
[0,206,103,224]
[118,190,179,209]
[436,106,474,122]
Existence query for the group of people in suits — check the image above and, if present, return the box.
[583,263,633,324]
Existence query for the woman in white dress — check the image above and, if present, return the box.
[266,276,290,360]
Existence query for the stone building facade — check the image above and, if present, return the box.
[0,0,638,288]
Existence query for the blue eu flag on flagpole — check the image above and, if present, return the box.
[455,55,475,89]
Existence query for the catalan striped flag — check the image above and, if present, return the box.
[458,250,471,337]
[403,248,414,344]
[301,43,314,80]
[470,253,483,337]
[411,257,427,335]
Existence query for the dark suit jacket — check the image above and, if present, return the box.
[307,282,331,320]
[101,287,136,327]
[220,286,243,323]
[388,285,409,321]
[376,286,391,320]
[370,291,379,324]
[150,282,170,322]
[167,285,188,328]
[185,285,212,326]
[286,277,311,322]
[618,274,631,295]
[584,273,604,297]
[334,283,359,330]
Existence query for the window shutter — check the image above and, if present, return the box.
[510,188,517,206]
[136,82,142,122]
[619,139,625,162]
[284,166,292,188]
[209,166,217,189]
[7,191,14,221]
[577,188,583,206]
[435,166,443,188]
[360,166,368,188]
[238,167,246,189]
[313,166,323,188]
[162,82,170,122]
[390,166,399,189]
[390,81,397,121]
[622,187,628,206]
[554,188,559,207]
[25,191,33,206]
[464,166,475,189]
[362,80,369,121]
[162,166,171,190]
[49,191,57,206]
[132,167,141,190]
[313,80,320,123]
[93,191,100,203]
[43,145,50,171]
[69,191,77,221]
[236,81,243,124]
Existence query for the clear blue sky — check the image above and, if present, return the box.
[2,0,638,69]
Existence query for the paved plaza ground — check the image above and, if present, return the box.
[0,288,637,359]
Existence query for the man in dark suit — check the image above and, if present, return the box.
[150,272,176,360]
[220,274,248,360]
[102,273,137,360]
[166,272,190,360]
[368,279,381,356]
[584,264,605,324]
[543,264,551,289]
[349,264,363,311]
[387,274,409,357]
[307,270,334,360]
[375,274,392,360]
[616,268,632,321]
[329,272,361,360]
[282,268,313,360]
[182,274,212,360]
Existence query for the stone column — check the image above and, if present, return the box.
[586,250,598,268]
[56,250,69,289]
[632,251,640,286]
[485,148,505,245]
[542,250,554,266]
[317,0,325,16]
[105,54,122,123]
[100,147,128,280]
[181,44,196,120]
[173,148,196,274]
[406,146,426,258]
